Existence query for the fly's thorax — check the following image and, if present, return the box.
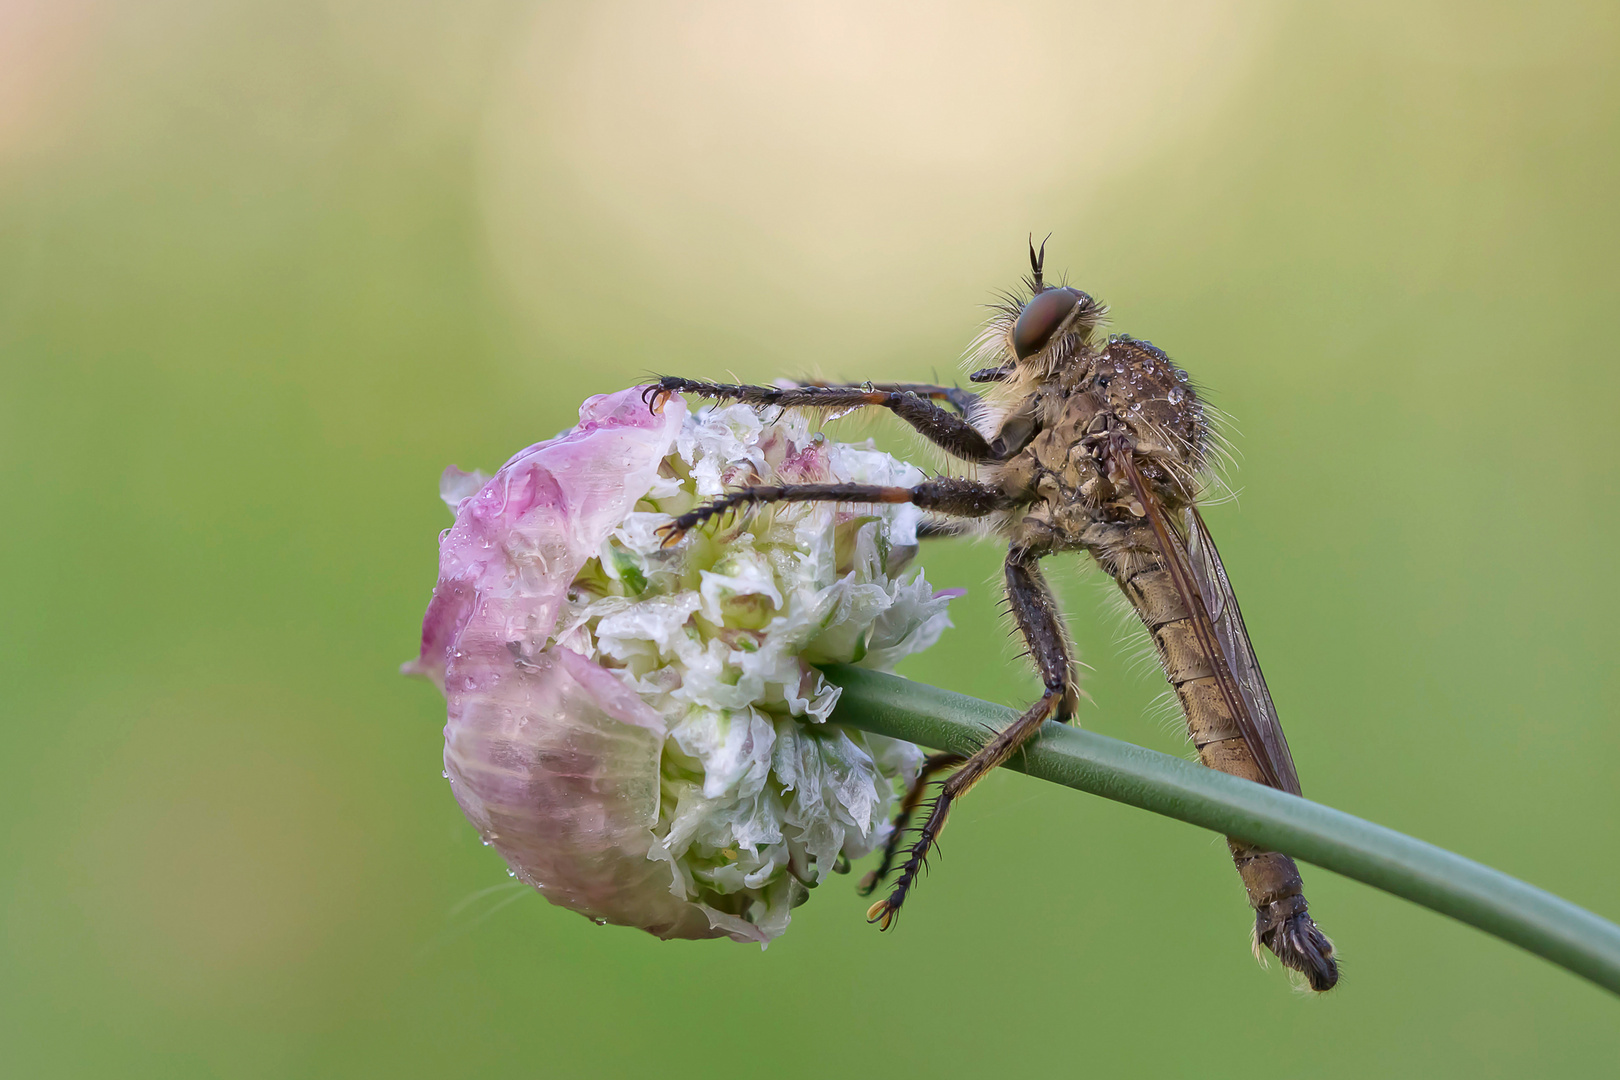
[1092,336,1208,503]
[989,385,1126,552]
[989,343,1209,551]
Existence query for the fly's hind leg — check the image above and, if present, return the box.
[858,752,964,897]
[867,547,1076,929]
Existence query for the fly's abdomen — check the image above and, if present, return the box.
[1125,566,1268,778]
[1118,559,1339,991]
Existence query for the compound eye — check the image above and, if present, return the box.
[1012,287,1080,360]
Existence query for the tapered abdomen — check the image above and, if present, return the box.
[1111,541,1339,991]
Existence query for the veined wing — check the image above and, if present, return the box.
[1114,449,1302,795]
[1183,506,1302,795]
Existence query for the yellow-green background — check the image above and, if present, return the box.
[4,2,1618,1076]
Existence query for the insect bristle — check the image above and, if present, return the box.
[1197,473,1244,509]
[1199,446,1242,507]
[1121,631,1163,682]
[964,320,1015,376]
[1202,414,1240,459]
[988,287,1026,314]
[1143,685,1189,741]
[1199,402,1244,457]
[1094,571,1138,623]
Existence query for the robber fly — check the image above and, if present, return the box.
[644,241,1337,991]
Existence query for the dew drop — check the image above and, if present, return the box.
[1130,402,1142,412]
[1167,387,1184,405]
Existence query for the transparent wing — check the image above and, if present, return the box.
[1183,506,1303,796]
[1114,451,1302,795]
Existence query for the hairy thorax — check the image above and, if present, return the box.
[988,336,1209,559]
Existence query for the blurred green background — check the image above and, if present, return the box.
[4,1,1618,1076]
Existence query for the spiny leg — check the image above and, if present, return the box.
[656,477,1015,547]
[795,379,982,418]
[858,752,965,897]
[644,377,1000,463]
[867,547,1075,930]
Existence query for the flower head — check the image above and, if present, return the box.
[406,386,957,943]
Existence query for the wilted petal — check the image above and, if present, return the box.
[403,387,684,688]
[438,466,492,512]
[445,644,724,939]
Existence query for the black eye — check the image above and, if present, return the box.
[1013,287,1080,360]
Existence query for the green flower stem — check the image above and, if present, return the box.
[821,664,1620,997]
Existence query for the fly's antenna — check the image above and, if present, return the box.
[1027,232,1052,290]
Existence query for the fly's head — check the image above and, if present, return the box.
[969,237,1106,392]
[968,240,1218,511]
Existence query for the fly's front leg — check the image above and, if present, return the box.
[867,547,1076,930]
[655,477,1014,547]
[796,379,981,417]
[645,377,999,463]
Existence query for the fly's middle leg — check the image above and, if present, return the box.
[655,478,1014,547]
[866,547,1076,929]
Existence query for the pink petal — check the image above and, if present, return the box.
[444,645,721,938]
[403,387,685,689]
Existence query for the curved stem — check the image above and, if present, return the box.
[821,664,1620,997]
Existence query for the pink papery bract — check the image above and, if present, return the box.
[405,388,684,690]
[406,388,731,937]
[444,644,720,938]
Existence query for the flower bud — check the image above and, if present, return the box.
[406,386,956,943]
